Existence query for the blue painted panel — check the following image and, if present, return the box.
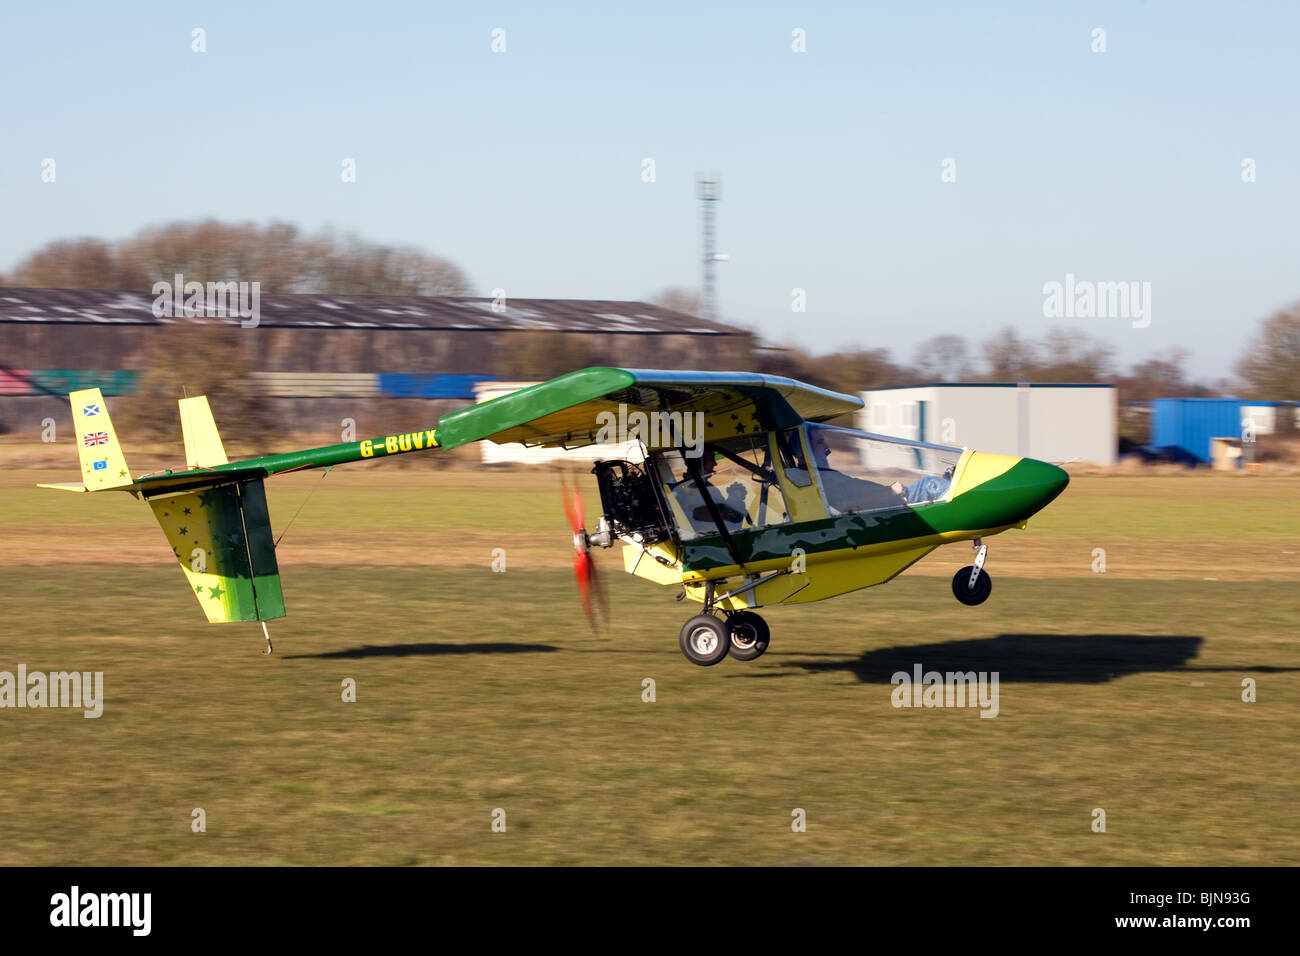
[1151,398,1242,463]
[377,373,494,399]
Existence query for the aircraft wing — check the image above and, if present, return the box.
[433,367,863,450]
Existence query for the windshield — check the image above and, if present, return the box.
[801,423,963,515]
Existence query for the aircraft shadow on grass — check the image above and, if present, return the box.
[285,642,560,660]
[783,633,1247,684]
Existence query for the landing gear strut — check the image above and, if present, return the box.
[952,538,992,606]
[678,576,778,666]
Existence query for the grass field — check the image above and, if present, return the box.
[1,463,1297,865]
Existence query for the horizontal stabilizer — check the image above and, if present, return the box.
[35,482,88,493]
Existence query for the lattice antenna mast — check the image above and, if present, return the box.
[696,173,725,323]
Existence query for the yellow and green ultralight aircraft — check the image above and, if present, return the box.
[43,367,1069,665]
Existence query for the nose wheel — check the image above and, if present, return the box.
[952,538,992,606]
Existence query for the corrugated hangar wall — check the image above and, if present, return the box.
[0,288,754,436]
[0,325,748,373]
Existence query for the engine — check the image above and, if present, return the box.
[592,459,671,545]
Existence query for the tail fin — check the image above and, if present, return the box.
[179,395,229,468]
[65,388,134,491]
[147,478,286,623]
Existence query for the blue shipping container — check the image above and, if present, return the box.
[1151,398,1243,463]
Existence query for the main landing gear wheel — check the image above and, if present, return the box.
[727,611,771,661]
[952,567,992,606]
[679,614,731,667]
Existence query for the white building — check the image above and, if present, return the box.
[858,383,1117,466]
[1241,402,1300,438]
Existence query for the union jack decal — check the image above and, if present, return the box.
[83,432,109,446]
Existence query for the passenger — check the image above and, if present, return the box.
[890,474,952,504]
[670,451,747,532]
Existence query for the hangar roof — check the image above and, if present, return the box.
[863,382,1116,390]
[0,287,743,336]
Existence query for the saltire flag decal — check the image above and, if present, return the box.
[83,432,109,446]
[82,404,100,416]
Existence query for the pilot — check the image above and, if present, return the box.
[804,428,908,514]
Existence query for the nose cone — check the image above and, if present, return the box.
[953,453,1070,527]
[1017,458,1070,515]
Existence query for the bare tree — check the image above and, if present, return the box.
[1236,304,1300,400]
[649,287,702,317]
[1033,328,1115,382]
[6,220,472,296]
[980,327,1037,381]
[1113,348,1210,403]
[820,347,911,394]
[6,238,145,289]
[912,334,972,382]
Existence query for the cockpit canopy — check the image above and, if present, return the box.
[651,423,963,541]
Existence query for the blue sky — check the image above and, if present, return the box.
[2,1,1297,379]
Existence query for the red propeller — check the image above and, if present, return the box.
[562,474,608,631]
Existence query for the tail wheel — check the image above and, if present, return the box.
[952,566,992,606]
[679,614,731,666]
[727,611,771,661]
